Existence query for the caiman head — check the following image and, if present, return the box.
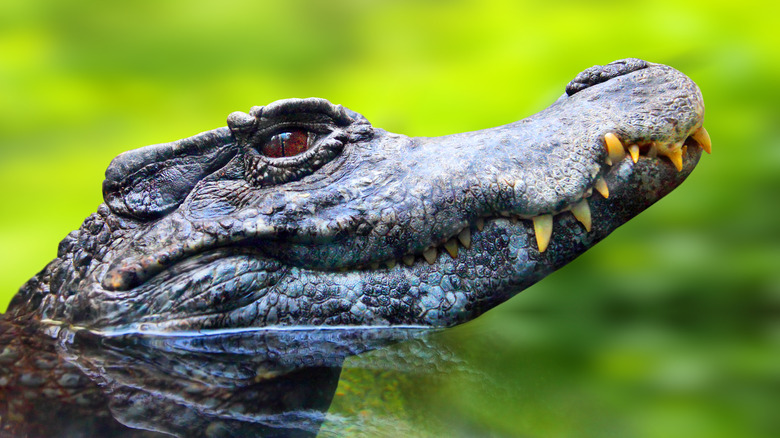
[10,59,709,332]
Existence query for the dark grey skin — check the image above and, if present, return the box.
[0,59,709,436]
[0,58,708,436]
[7,58,706,333]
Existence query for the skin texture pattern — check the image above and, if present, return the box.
[0,59,710,436]
[6,58,709,332]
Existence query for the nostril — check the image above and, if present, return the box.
[565,58,649,96]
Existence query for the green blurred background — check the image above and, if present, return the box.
[0,0,778,437]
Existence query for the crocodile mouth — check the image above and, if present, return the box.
[101,124,709,292]
[362,125,711,268]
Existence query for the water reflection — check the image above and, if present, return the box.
[3,321,442,437]
[5,299,771,437]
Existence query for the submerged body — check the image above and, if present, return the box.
[0,59,708,436]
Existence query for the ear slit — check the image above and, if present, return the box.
[103,127,237,220]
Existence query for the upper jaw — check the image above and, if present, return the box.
[493,62,707,252]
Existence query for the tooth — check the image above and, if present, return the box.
[444,239,459,258]
[385,260,397,269]
[476,218,485,231]
[457,228,471,249]
[370,262,379,270]
[571,199,592,232]
[402,255,415,266]
[532,214,553,253]
[647,142,658,158]
[595,177,609,198]
[510,216,519,224]
[692,127,712,154]
[628,144,640,163]
[423,247,438,264]
[604,133,626,164]
[668,148,683,171]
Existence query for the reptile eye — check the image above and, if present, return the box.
[228,98,374,187]
[262,130,314,158]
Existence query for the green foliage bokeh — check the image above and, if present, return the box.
[1,1,778,436]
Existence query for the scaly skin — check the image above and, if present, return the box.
[0,58,708,436]
[5,59,707,333]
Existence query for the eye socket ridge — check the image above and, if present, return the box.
[243,124,349,186]
[227,98,374,187]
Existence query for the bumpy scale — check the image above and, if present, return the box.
[6,58,707,332]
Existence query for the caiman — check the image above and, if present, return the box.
[0,59,709,437]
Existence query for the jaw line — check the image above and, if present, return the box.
[83,145,702,333]
[101,63,707,292]
[101,141,703,294]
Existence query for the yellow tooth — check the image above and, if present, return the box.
[628,144,640,163]
[595,177,609,198]
[571,199,592,232]
[692,126,712,154]
[476,218,485,231]
[423,247,438,264]
[668,148,683,171]
[604,133,626,164]
[457,228,471,249]
[385,260,397,269]
[532,214,553,253]
[444,239,459,258]
[402,254,415,266]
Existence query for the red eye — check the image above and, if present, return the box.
[261,130,311,158]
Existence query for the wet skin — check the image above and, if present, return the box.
[6,59,709,332]
[0,58,709,435]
